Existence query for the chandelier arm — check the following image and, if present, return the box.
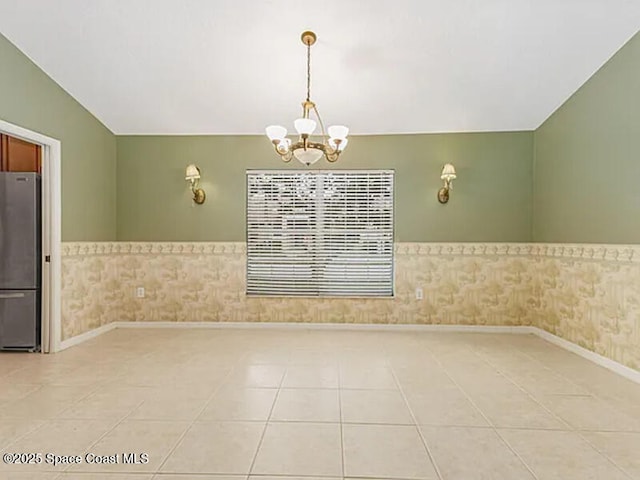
[291,140,325,151]
[312,105,330,143]
[304,141,327,150]
[273,142,293,162]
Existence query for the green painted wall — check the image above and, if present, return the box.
[0,33,116,241]
[116,132,533,242]
[533,32,640,243]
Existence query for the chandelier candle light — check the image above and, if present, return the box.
[265,31,349,166]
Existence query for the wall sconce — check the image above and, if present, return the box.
[437,163,457,204]
[185,164,206,204]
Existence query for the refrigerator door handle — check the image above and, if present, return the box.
[0,293,26,299]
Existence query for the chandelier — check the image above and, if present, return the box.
[265,31,349,166]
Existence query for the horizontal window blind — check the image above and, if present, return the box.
[247,170,394,297]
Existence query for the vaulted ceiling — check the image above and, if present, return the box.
[1,0,639,134]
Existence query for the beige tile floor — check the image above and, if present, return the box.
[0,328,639,480]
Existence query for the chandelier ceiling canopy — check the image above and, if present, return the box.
[265,31,349,166]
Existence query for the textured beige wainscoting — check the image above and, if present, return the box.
[61,246,121,339]
[529,244,640,371]
[60,242,640,371]
[61,242,537,339]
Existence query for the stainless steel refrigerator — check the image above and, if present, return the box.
[0,172,41,351]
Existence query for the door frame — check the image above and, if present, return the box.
[0,119,61,353]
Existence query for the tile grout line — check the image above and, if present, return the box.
[62,398,147,475]
[6,329,639,479]
[152,362,237,475]
[0,372,121,459]
[451,342,574,431]
[423,346,541,480]
[338,362,346,479]
[56,343,206,476]
[503,336,640,424]
[570,429,637,477]
[246,361,288,476]
[468,346,629,475]
[386,356,444,480]
[478,337,591,395]
[245,475,337,479]
[469,343,636,480]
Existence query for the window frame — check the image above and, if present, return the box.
[245,169,395,298]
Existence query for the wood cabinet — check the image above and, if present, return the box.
[0,134,42,173]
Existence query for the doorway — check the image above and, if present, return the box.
[0,119,61,353]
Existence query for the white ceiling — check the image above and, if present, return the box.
[1,0,639,135]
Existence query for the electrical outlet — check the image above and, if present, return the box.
[136,287,145,298]
[415,287,424,300]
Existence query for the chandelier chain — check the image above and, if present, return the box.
[306,41,311,102]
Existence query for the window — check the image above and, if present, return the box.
[246,170,394,297]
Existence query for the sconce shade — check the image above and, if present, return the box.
[185,164,201,181]
[440,163,457,181]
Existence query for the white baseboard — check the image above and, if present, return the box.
[530,327,640,385]
[59,321,532,351]
[58,322,117,351]
[57,321,639,385]
[112,321,533,334]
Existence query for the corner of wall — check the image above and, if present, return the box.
[530,129,537,242]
